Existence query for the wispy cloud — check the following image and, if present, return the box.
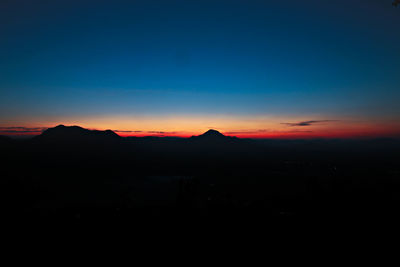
[281,120,338,127]
[113,130,143,133]
[224,129,314,135]
[113,130,179,135]
[0,126,47,133]
[148,131,177,134]
[224,129,270,135]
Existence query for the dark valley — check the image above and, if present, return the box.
[2,125,400,226]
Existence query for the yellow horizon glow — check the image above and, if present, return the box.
[1,113,400,138]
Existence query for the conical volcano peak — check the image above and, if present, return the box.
[202,129,225,137]
[190,129,238,142]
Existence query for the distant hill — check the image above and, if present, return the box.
[0,135,12,146]
[190,129,238,142]
[0,135,12,142]
[34,125,121,142]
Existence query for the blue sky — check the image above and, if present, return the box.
[1,0,399,137]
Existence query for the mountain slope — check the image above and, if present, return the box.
[35,125,121,142]
[190,129,238,142]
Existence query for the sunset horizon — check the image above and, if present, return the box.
[1,1,400,140]
[2,0,400,228]
[2,118,400,139]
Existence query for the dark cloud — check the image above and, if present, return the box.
[113,130,143,133]
[281,120,338,127]
[286,130,313,133]
[111,130,180,135]
[224,129,314,135]
[148,131,177,134]
[0,126,47,133]
[224,129,270,135]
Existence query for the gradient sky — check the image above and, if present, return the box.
[1,0,400,138]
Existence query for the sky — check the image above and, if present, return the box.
[1,0,399,138]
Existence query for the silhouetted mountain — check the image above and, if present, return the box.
[2,124,400,226]
[35,125,121,142]
[200,129,225,138]
[190,129,238,142]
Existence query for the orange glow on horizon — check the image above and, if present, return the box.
[1,114,400,139]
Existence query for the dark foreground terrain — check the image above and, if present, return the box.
[1,125,400,227]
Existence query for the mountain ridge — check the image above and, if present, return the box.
[190,129,238,141]
[35,124,121,141]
